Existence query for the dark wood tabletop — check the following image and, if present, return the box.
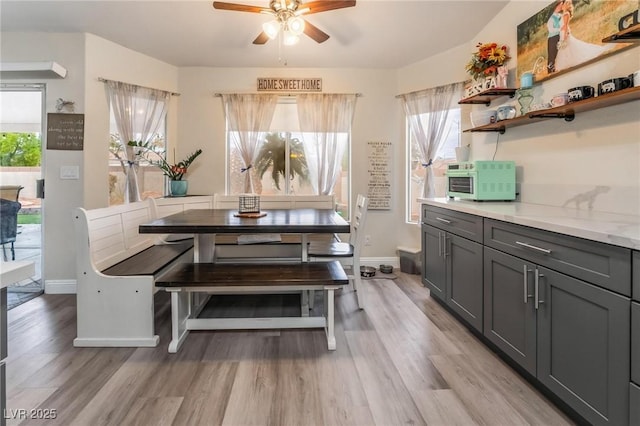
[139,208,350,235]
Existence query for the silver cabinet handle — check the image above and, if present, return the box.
[435,217,452,224]
[534,268,545,310]
[516,241,552,254]
[523,265,533,304]
[438,232,442,257]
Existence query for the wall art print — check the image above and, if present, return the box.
[516,0,637,83]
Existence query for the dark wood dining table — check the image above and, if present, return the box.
[139,208,350,262]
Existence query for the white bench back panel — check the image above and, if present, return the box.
[214,194,334,210]
[150,196,214,218]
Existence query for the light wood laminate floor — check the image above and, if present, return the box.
[5,273,574,425]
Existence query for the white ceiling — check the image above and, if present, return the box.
[0,0,509,69]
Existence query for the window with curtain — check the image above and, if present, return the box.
[401,82,463,224]
[105,80,171,206]
[225,94,355,217]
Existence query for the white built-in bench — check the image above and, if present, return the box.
[73,200,200,347]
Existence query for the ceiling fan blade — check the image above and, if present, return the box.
[253,31,271,45]
[303,20,330,43]
[301,1,356,15]
[212,1,266,13]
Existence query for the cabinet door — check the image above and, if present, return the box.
[0,288,5,360]
[631,382,640,426]
[422,224,445,300]
[446,233,483,331]
[537,267,630,426]
[632,302,639,385]
[0,363,5,426]
[483,247,537,375]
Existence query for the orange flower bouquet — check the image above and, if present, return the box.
[465,42,511,79]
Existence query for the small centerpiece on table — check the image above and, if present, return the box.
[128,141,202,197]
[464,42,511,98]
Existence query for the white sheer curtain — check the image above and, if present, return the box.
[296,94,357,195]
[105,80,171,202]
[399,82,463,198]
[222,94,278,193]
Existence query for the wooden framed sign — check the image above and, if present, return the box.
[257,78,322,92]
[366,141,392,210]
[46,113,84,150]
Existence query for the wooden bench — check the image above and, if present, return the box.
[73,201,194,347]
[156,261,348,353]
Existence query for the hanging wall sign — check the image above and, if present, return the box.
[46,113,84,150]
[366,141,392,210]
[257,78,322,92]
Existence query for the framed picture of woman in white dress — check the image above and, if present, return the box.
[516,0,637,83]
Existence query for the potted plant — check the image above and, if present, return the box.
[465,42,511,95]
[128,141,202,197]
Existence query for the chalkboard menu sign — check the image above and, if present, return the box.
[46,113,84,150]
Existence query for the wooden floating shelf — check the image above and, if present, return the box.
[602,23,640,43]
[463,86,640,133]
[458,88,517,106]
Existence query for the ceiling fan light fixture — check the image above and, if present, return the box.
[288,16,305,35]
[263,20,280,39]
[283,30,300,46]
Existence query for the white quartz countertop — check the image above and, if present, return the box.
[419,198,640,250]
[0,261,35,289]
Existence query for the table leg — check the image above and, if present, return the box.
[194,234,215,263]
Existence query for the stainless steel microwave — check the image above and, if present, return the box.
[445,160,516,201]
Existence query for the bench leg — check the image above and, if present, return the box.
[353,273,365,310]
[168,290,191,353]
[324,287,336,350]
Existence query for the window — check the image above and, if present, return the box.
[226,98,351,216]
[406,108,460,223]
[108,104,166,205]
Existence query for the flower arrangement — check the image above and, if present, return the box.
[465,42,511,79]
[128,141,202,181]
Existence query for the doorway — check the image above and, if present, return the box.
[0,84,45,308]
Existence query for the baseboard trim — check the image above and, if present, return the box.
[45,279,77,294]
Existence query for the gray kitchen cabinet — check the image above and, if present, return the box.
[422,223,446,300]
[536,266,630,426]
[483,247,537,375]
[633,302,639,385]
[631,383,640,426]
[421,206,483,331]
[633,251,639,302]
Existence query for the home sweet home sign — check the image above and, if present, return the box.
[257,78,322,92]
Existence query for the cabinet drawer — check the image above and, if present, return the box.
[422,205,483,243]
[633,302,640,385]
[0,363,4,426]
[484,219,631,296]
[633,251,639,302]
[631,382,640,426]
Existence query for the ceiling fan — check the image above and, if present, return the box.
[212,0,356,45]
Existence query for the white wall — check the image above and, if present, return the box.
[400,1,640,217]
[1,32,86,283]
[177,67,403,257]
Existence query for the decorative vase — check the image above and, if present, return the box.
[170,180,188,197]
[495,66,508,88]
[517,88,534,115]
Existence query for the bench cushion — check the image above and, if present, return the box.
[101,241,193,277]
[156,261,349,287]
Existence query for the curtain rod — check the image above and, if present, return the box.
[98,77,180,96]
[214,92,362,97]
[395,81,465,99]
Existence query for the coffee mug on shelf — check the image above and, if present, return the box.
[630,70,640,88]
[568,86,595,102]
[598,77,633,95]
[550,93,569,108]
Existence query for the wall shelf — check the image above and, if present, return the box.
[602,23,640,43]
[463,86,640,134]
[458,88,517,106]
